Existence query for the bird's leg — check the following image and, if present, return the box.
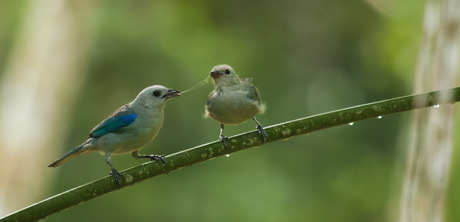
[219,124,228,146]
[131,151,166,164]
[252,117,267,142]
[105,153,123,186]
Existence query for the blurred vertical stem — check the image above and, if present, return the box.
[1,87,460,221]
[0,0,90,216]
[400,0,460,222]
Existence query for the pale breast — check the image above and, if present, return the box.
[206,88,261,124]
[99,110,165,155]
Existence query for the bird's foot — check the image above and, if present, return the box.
[132,151,166,164]
[219,135,229,147]
[149,154,166,164]
[256,124,267,142]
[109,168,124,186]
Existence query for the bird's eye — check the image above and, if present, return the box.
[224,69,230,74]
[153,90,161,97]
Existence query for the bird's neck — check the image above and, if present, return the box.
[215,79,240,88]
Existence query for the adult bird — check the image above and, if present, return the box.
[48,85,181,185]
[205,64,267,146]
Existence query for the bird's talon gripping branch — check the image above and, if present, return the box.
[218,124,229,146]
[219,135,229,146]
[132,151,166,164]
[257,125,267,142]
[150,154,166,164]
[109,168,124,186]
[253,117,267,142]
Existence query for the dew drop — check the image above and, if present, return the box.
[348,122,354,126]
[225,154,230,157]
[377,116,383,119]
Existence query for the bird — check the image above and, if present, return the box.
[48,85,181,185]
[205,64,267,146]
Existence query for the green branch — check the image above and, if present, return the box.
[2,87,459,222]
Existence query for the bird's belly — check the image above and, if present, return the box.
[98,123,162,155]
[207,98,260,124]
[113,135,154,154]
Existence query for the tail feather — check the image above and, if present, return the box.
[48,143,88,168]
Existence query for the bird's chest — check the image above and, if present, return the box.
[130,112,164,141]
[208,89,247,108]
[108,111,164,154]
[206,89,258,124]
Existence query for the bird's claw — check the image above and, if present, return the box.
[256,124,267,142]
[109,168,124,186]
[132,152,166,164]
[149,154,166,164]
[219,135,229,147]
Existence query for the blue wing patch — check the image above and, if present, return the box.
[89,113,137,138]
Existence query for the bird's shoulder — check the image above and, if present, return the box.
[238,78,261,102]
[109,104,132,118]
[240,77,253,83]
[89,104,137,138]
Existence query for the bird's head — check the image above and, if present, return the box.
[134,85,181,108]
[210,64,240,87]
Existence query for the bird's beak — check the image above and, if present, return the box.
[162,89,181,99]
[210,70,223,79]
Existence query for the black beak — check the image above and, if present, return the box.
[162,89,181,99]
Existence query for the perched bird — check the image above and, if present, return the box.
[48,85,181,185]
[205,64,267,146]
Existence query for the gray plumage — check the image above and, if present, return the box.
[205,64,267,145]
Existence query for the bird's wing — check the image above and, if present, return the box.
[246,84,261,104]
[89,104,137,138]
[241,77,253,83]
[240,78,260,102]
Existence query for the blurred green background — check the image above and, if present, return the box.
[2,0,459,221]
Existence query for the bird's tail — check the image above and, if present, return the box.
[48,141,90,168]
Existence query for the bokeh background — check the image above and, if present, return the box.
[0,0,459,221]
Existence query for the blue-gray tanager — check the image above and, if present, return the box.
[48,85,181,185]
[205,64,267,146]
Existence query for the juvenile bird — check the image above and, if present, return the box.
[48,85,181,185]
[205,64,267,146]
